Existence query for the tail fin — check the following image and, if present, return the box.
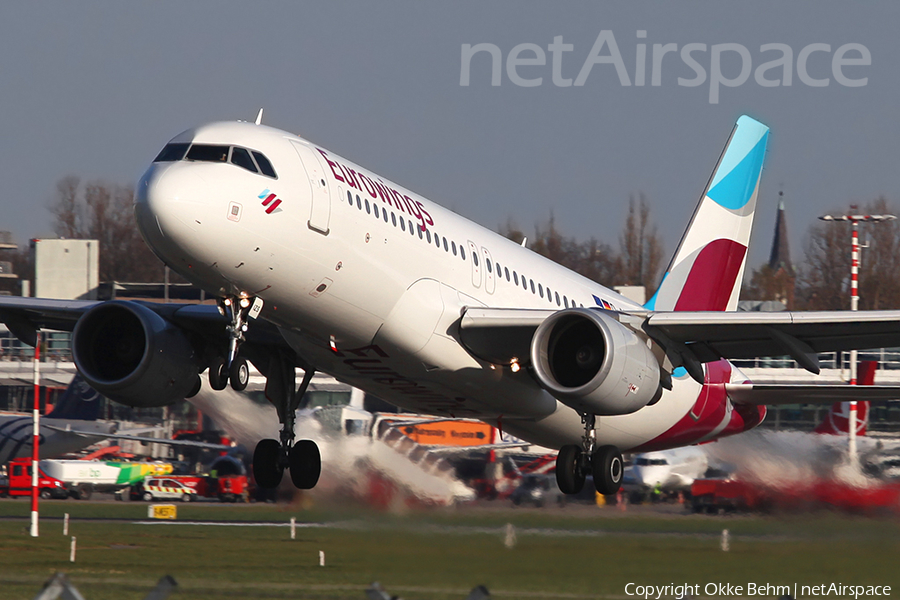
[46,373,102,420]
[814,361,874,436]
[646,115,769,312]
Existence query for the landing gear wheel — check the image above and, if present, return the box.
[253,438,284,489]
[289,440,322,489]
[229,357,249,392]
[556,444,586,494]
[186,375,202,398]
[209,359,229,391]
[592,445,623,495]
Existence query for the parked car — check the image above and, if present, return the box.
[137,477,197,502]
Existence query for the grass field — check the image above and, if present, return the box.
[0,499,897,599]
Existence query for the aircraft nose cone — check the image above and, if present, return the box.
[135,164,208,260]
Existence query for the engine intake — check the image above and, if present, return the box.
[72,301,200,407]
[530,308,661,415]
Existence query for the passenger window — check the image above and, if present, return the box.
[426,230,432,243]
[373,204,379,218]
[356,195,362,210]
[538,283,543,298]
[252,151,277,178]
[400,218,406,232]
[383,209,388,223]
[365,199,371,214]
[186,144,229,162]
[230,147,258,173]
[434,233,441,248]
[473,253,479,267]
[451,241,457,256]
[504,267,510,281]
[154,143,189,162]
[513,272,519,285]
[530,280,535,293]
[409,221,415,235]
[443,237,449,252]
[486,258,492,273]
[391,213,397,227]
[347,191,353,205]
[460,246,465,260]
[564,296,569,308]
[418,226,424,239]
[555,292,560,306]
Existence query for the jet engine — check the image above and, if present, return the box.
[530,309,661,415]
[72,301,201,408]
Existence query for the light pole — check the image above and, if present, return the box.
[819,208,896,464]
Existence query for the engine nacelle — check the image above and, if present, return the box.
[530,308,661,415]
[72,301,200,408]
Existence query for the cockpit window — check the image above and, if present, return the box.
[252,151,277,178]
[154,143,189,162]
[155,142,277,179]
[186,145,230,162]
[230,147,258,173]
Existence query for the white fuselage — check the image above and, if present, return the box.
[135,121,756,452]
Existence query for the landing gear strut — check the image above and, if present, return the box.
[209,296,254,392]
[555,413,623,495]
[252,352,321,490]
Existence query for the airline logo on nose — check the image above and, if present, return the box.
[259,189,283,214]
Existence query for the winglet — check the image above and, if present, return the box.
[646,115,769,312]
[255,108,264,125]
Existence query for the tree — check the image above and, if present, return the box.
[616,195,664,297]
[48,177,166,282]
[795,198,900,311]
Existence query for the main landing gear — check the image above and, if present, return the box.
[251,352,321,490]
[555,413,623,496]
[208,296,253,392]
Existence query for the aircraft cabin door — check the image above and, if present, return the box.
[290,140,331,235]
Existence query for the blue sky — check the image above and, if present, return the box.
[1,2,898,270]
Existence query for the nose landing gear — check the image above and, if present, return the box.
[555,412,623,495]
[209,296,256,392]
[251,351,321,490]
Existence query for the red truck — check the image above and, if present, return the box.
[0,458,68,499]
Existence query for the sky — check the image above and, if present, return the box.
[2,2,899,270]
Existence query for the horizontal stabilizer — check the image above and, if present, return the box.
[726,383,900,406]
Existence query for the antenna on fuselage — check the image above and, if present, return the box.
[255,108,264,125]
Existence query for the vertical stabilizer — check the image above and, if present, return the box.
[46,374,102,421]
[814,361,874,436]
[646,115,769,312]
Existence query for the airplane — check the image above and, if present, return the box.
[0,373,115,463]
[0,373,233,464]
[4,113,900,497]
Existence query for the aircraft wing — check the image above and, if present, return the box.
[43,425,233,450]
[0,296,289,349]
[725,384,900,406]
[460,307,900,378]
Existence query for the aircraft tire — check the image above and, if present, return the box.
[229,357,249,392]
[253,438,283,489]
[289,440,321,490]
[209,359,229,391]
[555,444,585,494]
[592,445,624,495]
